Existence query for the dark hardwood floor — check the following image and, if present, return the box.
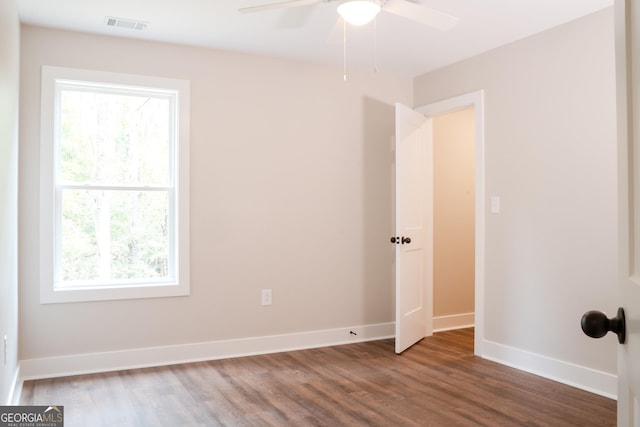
[20,328,615,426]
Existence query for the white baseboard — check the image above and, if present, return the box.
[19,322,394,381]
[5,364,21,405]
[433,312,474,332]
[481,339,617,400]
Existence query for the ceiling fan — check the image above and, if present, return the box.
[239,0,459,31]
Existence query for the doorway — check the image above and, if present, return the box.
[417,90,485,356]
[432,108,475,335]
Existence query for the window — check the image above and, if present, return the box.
[40,66,190,303]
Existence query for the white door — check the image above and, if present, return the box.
[615,0,640,424]
[394,102,433,354]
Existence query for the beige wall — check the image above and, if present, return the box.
[416,8,617,374]
[0,0,20,404]
[18,26,412,360]
[433,108,475,319]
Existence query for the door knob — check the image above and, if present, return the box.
[390,236,399,244]
[580,307,625,344]
[401,236,411,244]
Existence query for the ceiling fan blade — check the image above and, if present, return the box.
[383,0,459,31]
[239,0,324,14]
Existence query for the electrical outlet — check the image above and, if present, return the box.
[261,289,272,306]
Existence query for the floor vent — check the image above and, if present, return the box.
[105,16,149,31]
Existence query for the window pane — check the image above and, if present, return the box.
[59,189,170,285]
[59,90,170,185]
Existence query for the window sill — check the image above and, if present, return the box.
[40,281,190,304]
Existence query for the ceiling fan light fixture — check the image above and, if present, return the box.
[337,0,381,26]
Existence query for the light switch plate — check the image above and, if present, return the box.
[261,289,272,306]
[491,196,501,214]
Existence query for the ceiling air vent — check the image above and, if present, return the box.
[105,16,149,31]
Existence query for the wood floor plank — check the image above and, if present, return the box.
[20,328,615,426]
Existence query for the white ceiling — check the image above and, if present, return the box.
[17,0,613,77]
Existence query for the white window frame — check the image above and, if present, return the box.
[40,66,190,304]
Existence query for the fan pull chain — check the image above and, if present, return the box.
[373,16,378,74]
[343,18,347,81]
